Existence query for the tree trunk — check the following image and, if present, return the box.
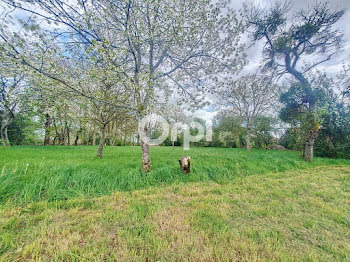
[74,127,82,146]
[44,113,51,146]
[325,135,335,151]
[66,124,70,145]
[172,141,175,150]
[286,57,320,162]
[97,125,106,158]
[1,124,9,147]
[92,127,96,146]
[246,122,252,151]
[74,133,79,146]
[141,140,151,172]
[303,138,315,162]
[53,121,58,145]
[303,128,320,162]
[0,125,4,146]
[3,126,9,146]
[1,113,10,146]
[59,129,65,146]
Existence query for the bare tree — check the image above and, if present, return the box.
[76,56,133,158]
[218,73,279,151]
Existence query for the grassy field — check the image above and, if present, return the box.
[0,146,350,261]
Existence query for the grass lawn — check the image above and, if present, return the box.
[0,146,350,261]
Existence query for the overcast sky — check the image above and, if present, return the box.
[241,0,350,74]
[1,0,349,122]
[195,0,350,121]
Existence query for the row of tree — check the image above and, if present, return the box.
[1,0,247,171]
[0,0,349,171]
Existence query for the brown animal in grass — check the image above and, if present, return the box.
[179,156,191,174]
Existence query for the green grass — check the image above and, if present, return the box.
[0,146,350,261]
[0,146,348,206]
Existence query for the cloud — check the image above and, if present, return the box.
[193,108,217,122]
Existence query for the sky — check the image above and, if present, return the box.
[194,0,350,122]
[1,0,349,122]
[240,0,350,75]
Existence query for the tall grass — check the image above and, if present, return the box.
[0,146,348,205]
[1,146,350,261]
